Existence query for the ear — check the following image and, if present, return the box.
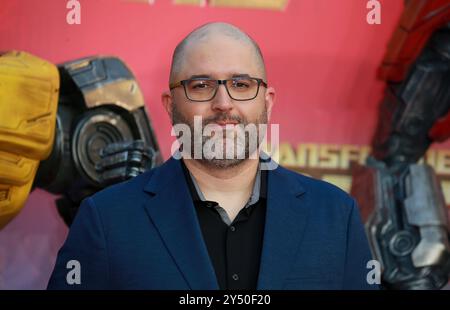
[161,90,173,120]
[264,86,275,121]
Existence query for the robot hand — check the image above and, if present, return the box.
[352,158,450,290]
[95,140,156,186]
[55,140,156,226]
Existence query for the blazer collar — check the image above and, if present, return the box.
[256,161,309,289]
[143,157,219,289]
[143,156,308,290]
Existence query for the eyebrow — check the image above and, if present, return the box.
[231,73,250,78]
[188,73,251,79]
[189,74,211,79]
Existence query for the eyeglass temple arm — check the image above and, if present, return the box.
[169,81,182,90]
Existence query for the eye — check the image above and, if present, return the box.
[190,80,215,90]
[232,80,250,88]
[192,82,209,89]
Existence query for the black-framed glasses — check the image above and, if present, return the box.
[169,77,267,102]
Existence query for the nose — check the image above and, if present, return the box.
[210,83,233,113]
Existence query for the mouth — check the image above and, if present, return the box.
[214,121,239,127]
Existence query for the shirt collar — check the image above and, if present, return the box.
[181,160,266,209]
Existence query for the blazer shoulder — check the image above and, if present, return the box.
[277,164,355,207]
[87,165,159,209]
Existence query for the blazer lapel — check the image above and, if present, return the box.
[142,157,219,290]
[257,165,309,289]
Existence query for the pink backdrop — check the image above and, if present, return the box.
[0,0,430,289]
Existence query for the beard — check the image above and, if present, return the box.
[171,104,268,169]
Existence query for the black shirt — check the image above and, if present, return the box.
[181,160,267,290]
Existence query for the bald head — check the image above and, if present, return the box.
[169,22,266,84]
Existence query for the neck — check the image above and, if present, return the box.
[182,157,259,195]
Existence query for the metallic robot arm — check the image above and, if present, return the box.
[353,159,450,289]
[37,55,163,226]
[0,51,162,228]
[351,0,450,290]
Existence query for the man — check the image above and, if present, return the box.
[48,22,376,290]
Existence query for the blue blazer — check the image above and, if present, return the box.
[48,156,376,290]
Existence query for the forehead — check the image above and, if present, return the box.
[178,36,262,79]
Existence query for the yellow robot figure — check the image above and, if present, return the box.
[0,51,162,229]
[0,51,59,228]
